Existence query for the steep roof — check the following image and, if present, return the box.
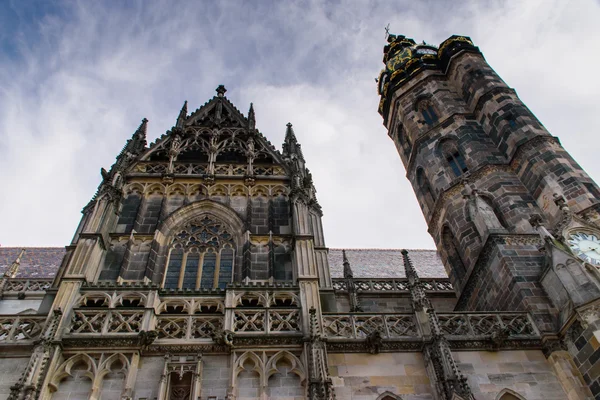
[0,247,447,279]
[328,248,447,278]
[0,247,64,278]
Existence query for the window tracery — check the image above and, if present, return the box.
[163,215,236,290]
[439,139,468,177]
[416,98,439,125]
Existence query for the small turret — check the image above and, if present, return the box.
[342,250,353,279]
[282,123,304,162]
[248,103,256,131]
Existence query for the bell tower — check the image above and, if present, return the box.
[377,33,600,328]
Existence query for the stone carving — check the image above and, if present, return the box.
[463,182,504,236]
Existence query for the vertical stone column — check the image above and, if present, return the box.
[191,355,203,400]
[402,250,474,400]
[292,198,323,333]
[342,250,361,312]
[305,308,335,400]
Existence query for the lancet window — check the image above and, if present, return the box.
[439,139,468,177]
[163,216,236,290]
[417,98,439,125]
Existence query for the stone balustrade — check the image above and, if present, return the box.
[331,277,453,292]
[0,315,46,343]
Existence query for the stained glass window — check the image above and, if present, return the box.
[164,249,184,289]
[163,216,235,289]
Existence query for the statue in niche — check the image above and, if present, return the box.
[245,137,256,175]
[167,134,183,174]
[462,182,504,237]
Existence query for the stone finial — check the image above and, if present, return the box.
[282,122,305,161]
[5,248,25,278]
[216,85,227,97]
[176,101,188,128]
[248,103,256,130]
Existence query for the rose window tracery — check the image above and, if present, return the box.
[164,216,236,290]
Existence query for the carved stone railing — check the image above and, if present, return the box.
[132,162,286,177]
[322,312,539,341]
[436,312,539,338]
[331,278,453,293]
[0,315,45,343]
[156,315,223,340]
[1,278,52,298]
[322,313,419,339]
[232,309,301,334]
[68,310,144,335]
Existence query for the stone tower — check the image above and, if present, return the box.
[378,34,600,395]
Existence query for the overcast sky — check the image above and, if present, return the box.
[1,0,599,249]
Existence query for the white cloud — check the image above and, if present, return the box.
[0,0,599,249]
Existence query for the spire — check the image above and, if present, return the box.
[401,249,419,285]
[110,118,148,176]
[282,122,304,161]
[401,249,431,311]
[128,118,148,155]
[248,103,256,130]
[342,250,353,279]
[176,100,188,128]
[4,249,25,278]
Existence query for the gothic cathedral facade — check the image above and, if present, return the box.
[0,34,599,400]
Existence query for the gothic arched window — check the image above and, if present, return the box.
[439,139,468,177]
[416,168,434,211]
[163,215,235,289]
[417,99,439,125]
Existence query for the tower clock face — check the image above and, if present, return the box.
[567,232,600,265]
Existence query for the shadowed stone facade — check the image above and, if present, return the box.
[0,34,598,400]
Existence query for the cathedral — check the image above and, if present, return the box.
[1,34,599,400]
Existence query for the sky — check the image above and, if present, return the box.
[1,0,600,249]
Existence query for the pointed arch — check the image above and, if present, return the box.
[496,388,526,400]
[154,200,245,288]
[96,353,130,383]
[265,351,306,383]
[438,137,468,177]
[49,353,97,391]
[414,95,439,126]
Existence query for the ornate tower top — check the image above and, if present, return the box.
[377,34,480,125]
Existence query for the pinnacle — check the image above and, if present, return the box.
[216,85,227,97]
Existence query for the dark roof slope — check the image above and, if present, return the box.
[0,247,448,279]
[0,247,65,278]
[328,248,447,278]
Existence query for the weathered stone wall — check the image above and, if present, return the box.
[200,355,230,399]
[455,350,568,400]
[328,352,433,399]
[565,319,600,399]
[132,356,164,400]
[0,358,29,400]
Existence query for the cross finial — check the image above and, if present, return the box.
[384,23,391,39]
